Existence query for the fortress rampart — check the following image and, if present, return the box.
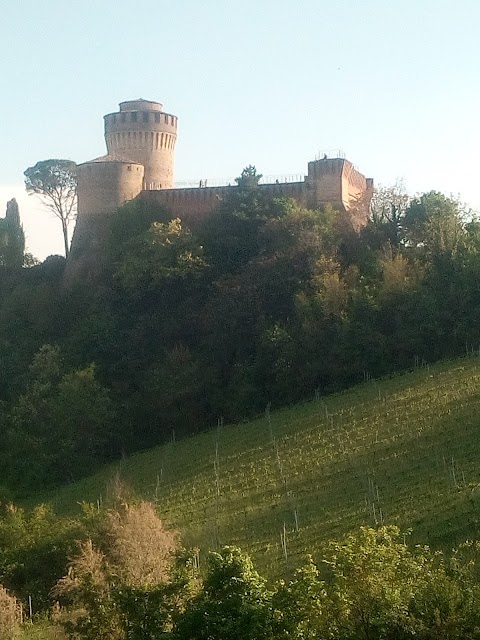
[66,99,374,283]
[140,181,307,224]
[140,158,372,229]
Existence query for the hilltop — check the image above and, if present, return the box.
[3,187,480,496]
[34,355,480,577]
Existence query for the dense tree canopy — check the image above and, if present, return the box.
[0,174,479,491]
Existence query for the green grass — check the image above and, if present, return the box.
[34,356,480,577]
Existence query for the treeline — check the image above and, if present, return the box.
[1,496,480,640]
[1,171,480,491]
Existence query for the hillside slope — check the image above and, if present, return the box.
[38,356,480,576]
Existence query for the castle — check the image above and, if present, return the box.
[68,99,374,280]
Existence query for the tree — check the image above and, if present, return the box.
[235,165,263,189]
[100,500,179,586]
[0,199,25,269]
[0,502,89,612]
[321,526,421,639]
[105,199,171,266]
[199,169,290,276]
[5,345,114,488]
[54,499,181,640]
[176,546,274,640]
[115,218,207,291]
[368,182,410,251]
[24,159,77,257]
[403,191,465,257]
[271,559,332,640]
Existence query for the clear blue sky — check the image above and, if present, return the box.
[1,0,479,258]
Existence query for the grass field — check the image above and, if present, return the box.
[35,356,480,577]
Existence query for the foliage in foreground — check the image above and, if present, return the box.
[0,585,21,640]
[53,526,480,640]
[3,494,480,640]
[0,503,89,612]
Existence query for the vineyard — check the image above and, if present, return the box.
[37,356,480,577]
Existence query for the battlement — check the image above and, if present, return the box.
[307,157,345,176]
[104,111,178,130]
[104,99,177,189]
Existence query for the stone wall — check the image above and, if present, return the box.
[76,158,144,217]
[138,157,371,224]
[64,158,144,285]
[139,181,308,224]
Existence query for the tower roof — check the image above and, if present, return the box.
[119,99,163,112]
[77,154,143,167]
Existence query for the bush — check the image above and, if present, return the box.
[0,585,21,640]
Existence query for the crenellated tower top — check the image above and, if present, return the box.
[104,99,178,189]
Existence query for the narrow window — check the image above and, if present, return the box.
[143,112,149,123]
[155,112,160,123]
[165,114,169,124]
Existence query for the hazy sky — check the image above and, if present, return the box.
[1,0,479,259]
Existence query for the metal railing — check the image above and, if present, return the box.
[314,149,346,160]
[174,173,305,189]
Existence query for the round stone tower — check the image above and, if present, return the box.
[104,99,178,189]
